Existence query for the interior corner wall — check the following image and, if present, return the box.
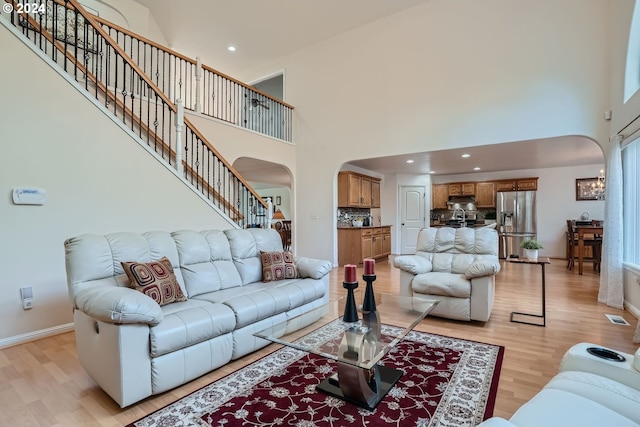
[80,0,169,46]
[0,25,231,343]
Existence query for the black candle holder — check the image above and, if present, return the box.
[362,274,377,312]
[342,281,359,322]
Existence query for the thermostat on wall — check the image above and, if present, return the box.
[12,187,46,205]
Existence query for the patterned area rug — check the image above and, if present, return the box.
[127,323,504,427]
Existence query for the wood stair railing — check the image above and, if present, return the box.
[94,16,294,142]
[2,0,269,227]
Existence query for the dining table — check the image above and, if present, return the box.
[574,223,603,275]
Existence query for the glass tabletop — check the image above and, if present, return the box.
[254,291,439,370]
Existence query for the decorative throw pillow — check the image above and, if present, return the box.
[261,251,298,282]
[121,257,187,306]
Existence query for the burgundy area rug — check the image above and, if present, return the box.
[127,323,504,427]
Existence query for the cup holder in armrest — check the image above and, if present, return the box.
[586,346,626,362]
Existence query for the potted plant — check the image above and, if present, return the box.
[521,239,543,259]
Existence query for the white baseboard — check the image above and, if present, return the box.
[0,323,74,349]
[625,300,640,320]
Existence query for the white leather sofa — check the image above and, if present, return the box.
[478,343,640,427]
[64,228,332,407]
[393,227,500,322]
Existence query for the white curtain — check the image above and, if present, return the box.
[598,136,624,309]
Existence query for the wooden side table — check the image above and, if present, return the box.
[507,257,551,327]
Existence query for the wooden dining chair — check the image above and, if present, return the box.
[567,220,602,272]
[566,220,578,270]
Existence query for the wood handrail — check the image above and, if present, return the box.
[92,15,196,64]
[67,0,267,209]
[183,116,265,204]
[92,13,294,110]
[64,0,179,115]
[201,64,295,109]
[9,0,266,215]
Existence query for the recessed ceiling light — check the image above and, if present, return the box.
[406,159,414,163]
[227,45,236,52]
[473,167,481,171]
[461,153,471,158]
[429,171,436,174]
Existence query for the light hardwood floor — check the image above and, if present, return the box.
[0,257,637,426]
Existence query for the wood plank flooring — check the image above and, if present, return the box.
[0,257,637,426]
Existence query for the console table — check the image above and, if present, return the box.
[508,257,551,327]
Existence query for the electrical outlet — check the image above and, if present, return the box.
[20,287,33,310]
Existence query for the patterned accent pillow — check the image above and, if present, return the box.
[121,257,187,306]
[261,251,298,282]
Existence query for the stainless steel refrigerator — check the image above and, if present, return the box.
[496,191,537,259]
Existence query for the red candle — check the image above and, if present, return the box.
[344,264,357,283]
[363,258,375,275]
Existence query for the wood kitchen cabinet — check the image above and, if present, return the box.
[461,182,475,195]
[371,179,381,208]
[516,178,538,191]
[447,182,475,196]
[382,227,391,255]
[475,182,496,208]
[495,177,538,192]
[447,183,462,196]
[338,172,377,208]
[432,184,449,209]
[338,226,391,265]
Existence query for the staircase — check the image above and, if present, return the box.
[95,16,294,143]
[1,0,275,228]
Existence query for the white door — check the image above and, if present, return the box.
[400,186,425,254]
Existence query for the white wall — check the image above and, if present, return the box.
[244,0,611,262]
[80,0,168,46]
[0,25,232,344]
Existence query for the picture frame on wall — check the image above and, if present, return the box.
[575,177,604,201]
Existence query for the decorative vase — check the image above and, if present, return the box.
[524,249,539,259]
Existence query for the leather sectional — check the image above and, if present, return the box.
[64,228,332,407]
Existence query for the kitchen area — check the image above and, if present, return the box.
[336,171,392,266]
[430,177,539,259]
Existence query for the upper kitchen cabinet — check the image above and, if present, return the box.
[338,171,380,208]
[495,177,538,192]
[432,184,449,209]
[475,182,496,208]
[371,179,381,208]
[448,182,475,196]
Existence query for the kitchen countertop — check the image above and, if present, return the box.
[337,225,392,229]
[429,222,496,229]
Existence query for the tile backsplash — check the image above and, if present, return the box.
[337,207,371,227]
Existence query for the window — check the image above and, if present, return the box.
[623,138,640,265]
[624,0,640,102]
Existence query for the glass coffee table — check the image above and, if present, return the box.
[254,291,438,410]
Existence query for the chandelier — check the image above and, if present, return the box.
[590,169,605,200]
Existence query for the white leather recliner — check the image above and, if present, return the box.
[394,227,500,322]
[477,343,640,427]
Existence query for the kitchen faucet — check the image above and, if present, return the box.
[454,208,466,227]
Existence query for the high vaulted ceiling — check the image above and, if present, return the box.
[133,1,605,179]
[133,0,428,77]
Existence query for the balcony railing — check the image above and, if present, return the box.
[96,17,294,142]
[2,0,269,228]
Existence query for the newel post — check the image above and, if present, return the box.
[195,56,202,113]
[175,99,184,176]
[267,197,273,227]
